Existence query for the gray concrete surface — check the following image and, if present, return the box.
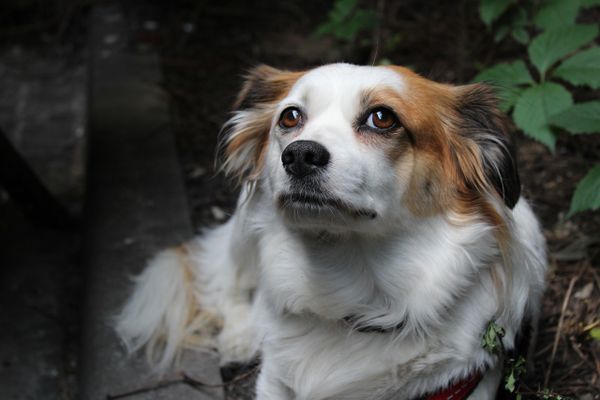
[0,45,86,214]
[0,31,85,400]
[80,5,223,400]
[0,209,80,400]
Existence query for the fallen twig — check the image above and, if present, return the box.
[106,365,259,400]
[106,378,184,400]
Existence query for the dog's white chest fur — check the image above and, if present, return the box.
[243,198,541,399]
[260,212,493,323]
[115,63,547,400]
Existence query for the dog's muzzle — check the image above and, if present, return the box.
[281,140,330,179]
[279,140,377,220]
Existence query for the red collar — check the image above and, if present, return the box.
[420,371,483,400]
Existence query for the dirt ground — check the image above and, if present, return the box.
[153,1,600,398]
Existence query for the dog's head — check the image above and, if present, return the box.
[219,64,520,234]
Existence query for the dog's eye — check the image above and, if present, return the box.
[365,108,397,130]
[279,107,302,129]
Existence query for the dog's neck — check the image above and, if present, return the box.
[258,211,501,342]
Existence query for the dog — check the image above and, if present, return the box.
[115,63,547,400]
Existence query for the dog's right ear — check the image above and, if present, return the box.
[218,65,303,182]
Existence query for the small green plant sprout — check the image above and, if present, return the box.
[504,355,526,393]
[474,0,600,216]
[540,388,573,400]
[482,323,528,397]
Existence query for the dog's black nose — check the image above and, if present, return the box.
[281,140,330,178]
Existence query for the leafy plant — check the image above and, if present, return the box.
[481,321,575,399]
[482,321,527,396]
[480,0,530,44]
[504,355,526,393]
[314,0,378,44]
[539,388,572,400]
[474,0,600,216]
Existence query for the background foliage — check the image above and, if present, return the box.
[318,0,600,216]
[474,0,600,216]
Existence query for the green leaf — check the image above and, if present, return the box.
[333,9,377,41]
[553,47,600,89]
[482,321,505,354]
[472,61,529,111]
[512,6,528,28]
[499,87,525,112]
[504,356,526,393]
[591,327,600,341]
[480,0,513,26]
[580,0,600,7]
[550,101,600,134]
[505,372,517,392]
[569,165,600,216]
[513,82,573,150]
[315,21,335,36]
[494,25,511,42]
[511,28,530,44]
[534,0,580,31]
[473,61,534,86]
[315,0,361,39]
[331,0,359,22]
[528,24,599,76]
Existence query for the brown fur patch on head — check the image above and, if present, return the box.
[376,67,460,216]
[218,65,304,182]
[382,66,520,230]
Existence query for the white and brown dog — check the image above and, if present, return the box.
[116,63,546,400]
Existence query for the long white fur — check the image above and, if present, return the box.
[115,64,546,400]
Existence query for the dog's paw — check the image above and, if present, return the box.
[216,302,258,364]
[217,325,258,364]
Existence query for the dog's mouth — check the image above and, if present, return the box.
[277,192,377,219]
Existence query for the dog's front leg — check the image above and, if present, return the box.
[216,298,258,364]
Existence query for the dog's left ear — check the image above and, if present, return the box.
[453,84,521,208]
[218,65,303,182]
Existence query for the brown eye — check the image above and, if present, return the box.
[365,108,397,130]
[279,107,302,129]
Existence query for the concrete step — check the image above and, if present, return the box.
[80,4,223,399]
